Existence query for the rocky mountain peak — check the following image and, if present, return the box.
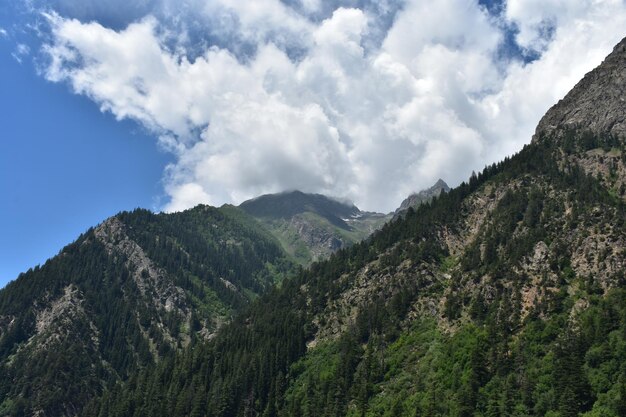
[394,179,451,217]
[432,178,449,189]
[533,36,626,141]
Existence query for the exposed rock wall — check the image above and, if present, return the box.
[534,37,626,141]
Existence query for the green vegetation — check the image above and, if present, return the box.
[258,211,382,265]
[240,191,389,265]
[281,288,626,417]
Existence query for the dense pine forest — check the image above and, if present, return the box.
[0,205,295,416]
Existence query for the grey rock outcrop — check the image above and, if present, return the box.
[533,37,626,141]
[394,179,450,219]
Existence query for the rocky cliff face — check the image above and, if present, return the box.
[310,169,626,347]
[534,36,626,141]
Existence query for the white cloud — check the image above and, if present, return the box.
[298,0,322,14]
[0,28,7,37]
[12,43,31,63]
[40,1,626,212]
[199,0,314,43]
[165,183,212,213]
[506,0,586,51]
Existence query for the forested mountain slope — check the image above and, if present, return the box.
[0,189,396,417]
[88,36,626,417]
[0,205,294,416]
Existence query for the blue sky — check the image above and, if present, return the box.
[1,0,626,287]
[0,4,170,285]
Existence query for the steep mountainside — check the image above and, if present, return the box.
[90,37,626,417]
[240,191,389,265]
[533,37,626,203]
[0,205,294,416]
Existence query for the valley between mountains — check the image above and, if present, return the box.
[2,37,626,417]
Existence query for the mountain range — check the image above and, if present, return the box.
[1,36,626,417]
[0,179,443,416]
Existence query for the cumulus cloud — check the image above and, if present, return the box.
[39,0,626,212]
[0,28,7,37]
